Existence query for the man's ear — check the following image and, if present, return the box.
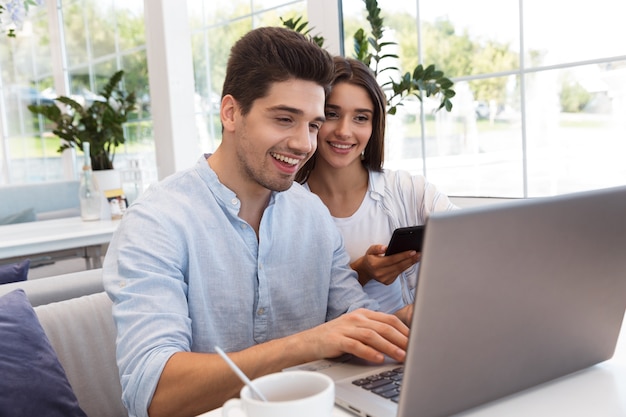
[220,94,238,132]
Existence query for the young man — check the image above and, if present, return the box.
[103,27,412,417]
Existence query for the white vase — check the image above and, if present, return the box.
[93,169,122,220]
[93,169,122,193]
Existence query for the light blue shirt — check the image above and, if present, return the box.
[102,156,378,417]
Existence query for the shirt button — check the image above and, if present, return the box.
[231,198,238,205]
[257,308,265,315]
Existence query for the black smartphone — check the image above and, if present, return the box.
[385,225,425,256]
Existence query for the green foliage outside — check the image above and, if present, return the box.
[4,0,604,168]
[560,80,591,113]
[282,0,455,115]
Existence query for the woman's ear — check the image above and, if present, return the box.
[220,94,238,132]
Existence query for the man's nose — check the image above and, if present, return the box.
[290,123,316,154]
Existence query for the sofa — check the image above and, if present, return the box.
[0,268,127,417]
[0,180,80,225]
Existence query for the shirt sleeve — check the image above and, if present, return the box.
[103,194,192,417]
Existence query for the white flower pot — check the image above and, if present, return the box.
[93,169,122,220]
[93,169,121,193]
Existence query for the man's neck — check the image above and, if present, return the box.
[207,151,270,236]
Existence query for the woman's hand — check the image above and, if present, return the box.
[351,244,420,286]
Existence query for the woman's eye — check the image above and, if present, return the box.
[355,114,370,123]
[325,110,339,119]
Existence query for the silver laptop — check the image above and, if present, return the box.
[288,185,626,417]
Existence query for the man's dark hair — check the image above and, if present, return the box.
[222,26,334,116]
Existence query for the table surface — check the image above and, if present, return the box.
[200,313,626,416]
[0,216,120,260]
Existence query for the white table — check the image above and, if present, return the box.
[200,314,626,416]
[0,217,119,269]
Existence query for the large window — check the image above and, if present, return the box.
[2,0,624,199]
[341,0,626,197]
[0,0,154,186]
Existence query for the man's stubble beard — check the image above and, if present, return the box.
[236,131,295,193]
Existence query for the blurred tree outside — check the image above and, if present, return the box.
[560,79,592,113]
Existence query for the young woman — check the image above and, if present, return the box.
[297,56,457,313]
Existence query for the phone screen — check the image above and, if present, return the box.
[385,225,425,256]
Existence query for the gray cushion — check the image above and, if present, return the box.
[0,268,104,307]
[35,292,127,417]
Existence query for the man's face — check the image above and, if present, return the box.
[234,79,326,192]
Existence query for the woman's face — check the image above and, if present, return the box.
[316,82,374,169]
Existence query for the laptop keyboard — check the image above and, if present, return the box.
[352,366,404,403]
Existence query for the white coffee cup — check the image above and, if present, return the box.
[222,370,334,417]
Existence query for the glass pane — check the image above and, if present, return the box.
[62,0,89,68]
[420,0,519,77]
[208,21,252,94]
[93,61,118,91]
[121,50,150,119]
[386,76,525,197]
[524,0,626,67]
[117,0,145,48]
[191,32,222,153]
[254,3,306,28]
[67,68,89,101]
[86,0,116,59]
[526,62,626,196]
[199,0,252,27]
[0,7,61,184]
[192,21,252,153]
[187,0,206,31]
[116,120,157,191]
[254,0,301,11]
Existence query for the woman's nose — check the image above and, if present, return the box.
[334,117,351,139]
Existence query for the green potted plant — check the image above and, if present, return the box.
[282,0,455,115]
[28,70,137,171]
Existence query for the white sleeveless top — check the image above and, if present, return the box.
[326,190,404,313]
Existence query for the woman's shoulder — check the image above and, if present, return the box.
[373,168,427,192]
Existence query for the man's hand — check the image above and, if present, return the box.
[298,308,409,364]
[352,245,420,286]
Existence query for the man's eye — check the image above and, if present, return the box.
[310,122,322,131]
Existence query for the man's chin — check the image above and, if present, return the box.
[261,177,295,192]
